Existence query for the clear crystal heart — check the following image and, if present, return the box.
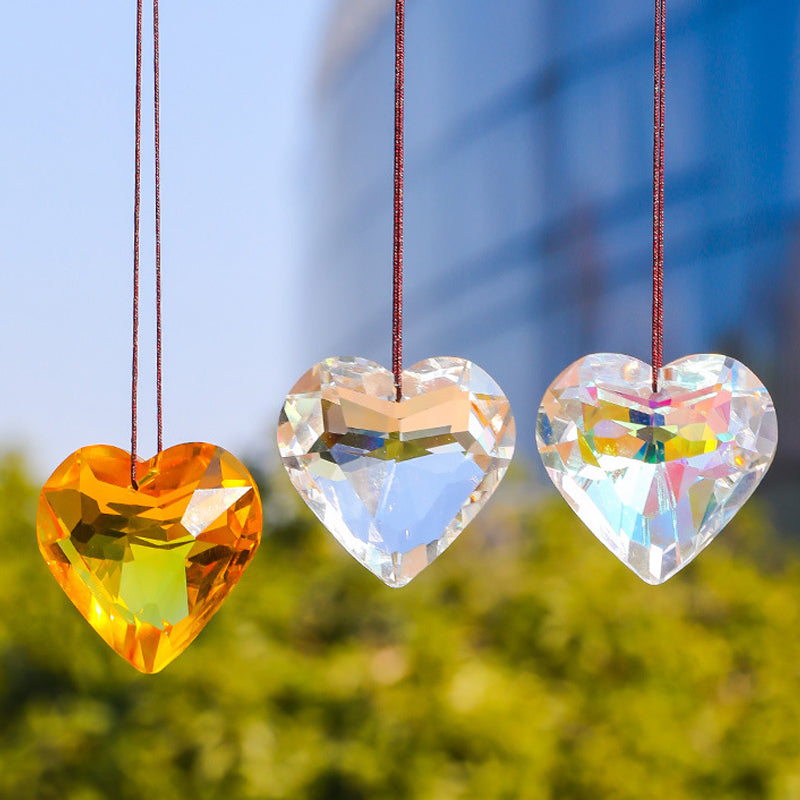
[537,353,778,584]
[277,356,516,587]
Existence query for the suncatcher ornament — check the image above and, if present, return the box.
[535,0,778,585]
[277,0,515,587]
[36,0,263,674]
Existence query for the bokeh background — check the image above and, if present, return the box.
[2,1,800,797]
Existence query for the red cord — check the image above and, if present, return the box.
[652,0,666,392]
[392,0,405,400]
[131,0,143,486]
[131,0,163,486]
[153,0,163,452]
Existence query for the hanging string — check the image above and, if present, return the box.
[652,0,666,392]
[153,0,163,452]
[130,0,143,486]
[392,0,405,401]
[130,0,163,486]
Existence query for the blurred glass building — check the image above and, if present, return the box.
[307,0,800,471]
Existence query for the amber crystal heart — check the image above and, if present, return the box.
[37,443,262,673]
[277,356,515,587]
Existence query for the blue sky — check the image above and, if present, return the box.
[0,1,331,476]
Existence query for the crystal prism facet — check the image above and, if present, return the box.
[37,443,262,673]
[277,357,515,587]
[537,353,778,584]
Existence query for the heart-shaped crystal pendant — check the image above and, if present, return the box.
[37,443,262,673]
[277,356,515,587]
[537,353,778,584]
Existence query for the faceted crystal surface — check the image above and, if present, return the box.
[537,353,777,584]
[37,443,262,673]
[277,357,515,587]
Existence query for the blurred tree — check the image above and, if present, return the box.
[1,453,800,800]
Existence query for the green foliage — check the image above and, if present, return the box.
[1,453,800,799]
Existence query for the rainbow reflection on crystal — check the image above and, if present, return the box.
[536,353,777,584]
[277,357,515,587]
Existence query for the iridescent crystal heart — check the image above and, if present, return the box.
[536,353,777,584]
[277,356,515,587]
[37,443,262,673]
